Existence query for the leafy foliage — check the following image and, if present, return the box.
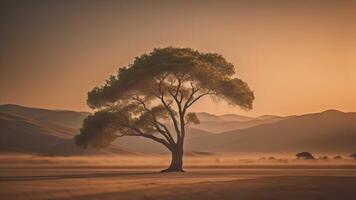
[75,47,254,151]
[185,112,200,125]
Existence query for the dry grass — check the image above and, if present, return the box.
[0,154,355,200]
[0,153,354,169]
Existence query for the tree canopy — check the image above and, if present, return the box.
[75,47,254,172]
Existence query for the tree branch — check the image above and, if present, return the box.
[131,96,175,145]
[118,122,172,150]
[156,77,181,139]
[169,73,187,141]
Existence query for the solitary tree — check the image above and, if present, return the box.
[74,47,254,172]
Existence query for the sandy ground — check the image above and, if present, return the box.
[1,155,355,200]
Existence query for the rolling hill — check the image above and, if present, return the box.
[191,112,286,133]
[0,104,215,155]
[1,104,355,155]
[186,110,356,153]
[0,104,89,129]
[0,106,130,155]
[219,113,255,122]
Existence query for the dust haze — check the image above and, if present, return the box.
[1,0,356,199]
[1,153,355,200]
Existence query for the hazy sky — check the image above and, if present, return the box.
[1,0,355,116]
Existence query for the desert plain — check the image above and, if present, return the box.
[1,154,355,200]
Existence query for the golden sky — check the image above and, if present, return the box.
[0,0,355,116]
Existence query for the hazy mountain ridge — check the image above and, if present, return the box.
[0,108,130,155]
[218,114,255,122]
[196,112,283,122]
[0,104,215,155]
[193,112,287,133]
[1,104,355,155]
[0,104,89,129]
[187,110,356,153]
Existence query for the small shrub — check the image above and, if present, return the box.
[296,152,315,160]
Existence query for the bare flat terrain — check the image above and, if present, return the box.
[1,155,355,200]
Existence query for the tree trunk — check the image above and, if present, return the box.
[161,144,184,172]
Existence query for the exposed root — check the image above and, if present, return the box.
[161,167,185,173]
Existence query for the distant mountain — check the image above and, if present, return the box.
[0,104,216,155]
[0,104,215,155]
[186,110,356,154]
[2,104,355,155]
[195,112,225,122]
[193,112,286,133]
[0,104,89,129]
[196,112,283,123]
[218,114,254,122]
[255,115,285,121]
[0,112,129,155]
[0,105,130,155]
